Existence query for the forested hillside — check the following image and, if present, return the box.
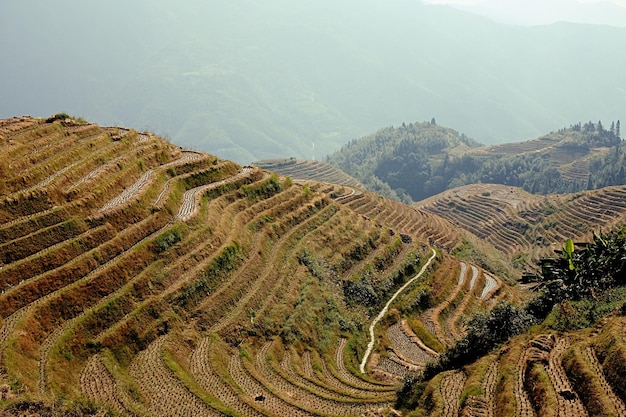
[328,120,624,202]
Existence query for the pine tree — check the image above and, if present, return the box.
[617,120,621,140]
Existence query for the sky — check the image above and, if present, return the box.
[421,0,626,26]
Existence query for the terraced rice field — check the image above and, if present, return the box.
[417,182,626,270]
[3,117,625,417]
[0,118,461,415]
[255,158,363,188]
[403,316,626,417]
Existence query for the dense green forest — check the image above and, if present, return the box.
[327,120,624,202]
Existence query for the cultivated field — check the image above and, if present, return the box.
[416,183,626,271]
[1,117,625,417]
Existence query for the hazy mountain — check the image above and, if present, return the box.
[2,0,626,163]
[443,0,626,26]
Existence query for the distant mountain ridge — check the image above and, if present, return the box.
[445,0,626,26]
[2,0,626,163]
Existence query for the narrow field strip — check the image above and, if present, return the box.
[374,355,411,379]
[465,361,499,417]
[458,261,467,286]
[228,353,316,417]
[301,351,315,378]
[175,166,254,221]
[515,346,538,417]
[190,337,267,417]
[546,338,589,417]
[421,259,467,346]
[99,170,154,213]
[399,319,439,357]
[483,362,499,417]
[386,323,433,367]
[336,339,394,391]
[129,337,224,417]
[80,355,126,415]
[468,265,479,291]
[67,154,125,192]
[151,152,214,207]
[583,346,626,415]
[440,370,466,417]
[480,274,499,299]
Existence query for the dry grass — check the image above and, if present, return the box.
[2,117,625,417]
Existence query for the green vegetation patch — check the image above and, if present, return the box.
[175,242,244,309]
[153,227,183,253]
[239,174,282,200]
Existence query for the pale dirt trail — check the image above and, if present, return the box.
[360,247,437,373]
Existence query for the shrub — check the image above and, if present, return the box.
[240,175,282,200]
[153,228,182,253]
[45,113,71,123]
[422,302,534,380]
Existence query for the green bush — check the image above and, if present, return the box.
[154,228,182,253]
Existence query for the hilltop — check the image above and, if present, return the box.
[327,120,624,202]
[1,116,626,417]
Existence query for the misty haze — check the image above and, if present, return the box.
[2,0,625,163]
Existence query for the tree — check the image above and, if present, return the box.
[617,120,621,140]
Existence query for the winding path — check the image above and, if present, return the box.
[360,247,437,373]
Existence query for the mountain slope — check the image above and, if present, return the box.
[416,183,626,272]
[2,116,626,417]
[255,158,364,189]
[0,116,520,416]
